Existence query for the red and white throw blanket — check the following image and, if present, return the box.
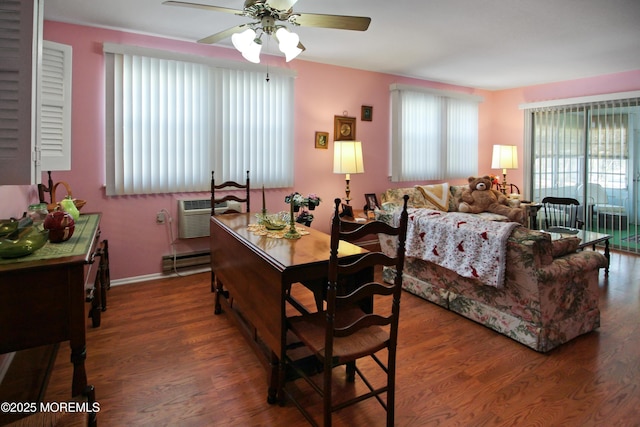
[395,209,519,288]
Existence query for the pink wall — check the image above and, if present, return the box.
[3,20,636,282]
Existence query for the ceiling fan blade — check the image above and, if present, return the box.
[266,0,298,11]
[198,24,248,45]
[292,13,371,31]
[162,0,243,15]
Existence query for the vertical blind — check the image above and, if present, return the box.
[390,84,481,182]
[525,95,639,254]
[104,45,295,196]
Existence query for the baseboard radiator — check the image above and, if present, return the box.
[162,250,211,272]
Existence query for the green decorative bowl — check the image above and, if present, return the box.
[256,212,289,230]
[0,219,19,238]
[0,225,49,258]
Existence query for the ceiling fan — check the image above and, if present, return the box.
[163,0,371,63]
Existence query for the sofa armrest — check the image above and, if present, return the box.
[534,249,608,282]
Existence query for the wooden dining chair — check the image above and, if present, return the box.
[541,196,583,233]
[284,195,409,427]
[211,171,250,312]
[210,170,250,216]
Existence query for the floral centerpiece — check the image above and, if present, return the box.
[284,192,322,226]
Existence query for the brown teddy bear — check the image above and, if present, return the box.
[458,176,525,223]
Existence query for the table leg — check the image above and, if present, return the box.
[70,345,87,397]
[267,350,279,404]
[604,240,610,275]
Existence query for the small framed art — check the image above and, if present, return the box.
[315,131,329,149]
[361,105,373,121]
[334,115,356,141]
[340,203,354,218]
[364,193,380,211]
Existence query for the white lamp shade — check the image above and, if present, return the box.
[232,28,256,52]
[241,41,262,63]
[491,145,518,169]
[275,27,302,62]
[333,141,365,174]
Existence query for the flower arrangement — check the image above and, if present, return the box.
[489,175,500,186]
[284,192,322,225]
[284,193,322,209]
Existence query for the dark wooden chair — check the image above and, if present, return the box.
[211,171,250,313]
[541,196,583,233]
[211,170,250,216]
[494,182,520,194]
[284,195,409,427]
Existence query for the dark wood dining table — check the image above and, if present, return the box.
[210,213,369,403]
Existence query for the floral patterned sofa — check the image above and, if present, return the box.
[378,185,608,352]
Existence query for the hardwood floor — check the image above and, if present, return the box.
[44,250,640,426]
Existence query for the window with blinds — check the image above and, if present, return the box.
[389,84,482,182]
[524,94,640,254]
[104,44,295,196]
[40,40,72,171]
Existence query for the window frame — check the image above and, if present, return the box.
[103,43,296,196]
[389,83,482,182]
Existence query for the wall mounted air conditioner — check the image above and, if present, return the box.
[177,199,241,239]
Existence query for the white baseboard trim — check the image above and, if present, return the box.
[110,266,211,287]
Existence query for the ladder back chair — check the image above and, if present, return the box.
[284,195,409,427]
[541,196,583,233]
[211,170,250,216]
[211,170,250,313]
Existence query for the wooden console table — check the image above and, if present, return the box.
[210,213,369,403]
[0,213,105,398]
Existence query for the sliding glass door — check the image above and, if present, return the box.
[526,96,640,254]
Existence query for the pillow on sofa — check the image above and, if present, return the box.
[551,237,581,258]
[381,187,437,208]
[448,185,467,212]
[381,187,418,206]
[415,183,450,211]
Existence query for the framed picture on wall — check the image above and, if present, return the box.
[361,105,373,121]
[314,131,329,149]
[334,115,356,141]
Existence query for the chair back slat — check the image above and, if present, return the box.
[336,281,395,306]
[338,252,397,275]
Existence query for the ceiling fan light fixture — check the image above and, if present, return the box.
[275,27,302,62]
[242,38,262,63]
[232,28,262,63]
[231,28,256,51]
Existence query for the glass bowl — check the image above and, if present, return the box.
[256,211,290,230]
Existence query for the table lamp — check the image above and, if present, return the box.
[491,145,518,194]
[333,141,364,215]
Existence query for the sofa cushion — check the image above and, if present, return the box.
[415,183,450,211]
[448,185,467,211]
[381,187,420,207]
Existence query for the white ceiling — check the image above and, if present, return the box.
[43,0,640,90]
